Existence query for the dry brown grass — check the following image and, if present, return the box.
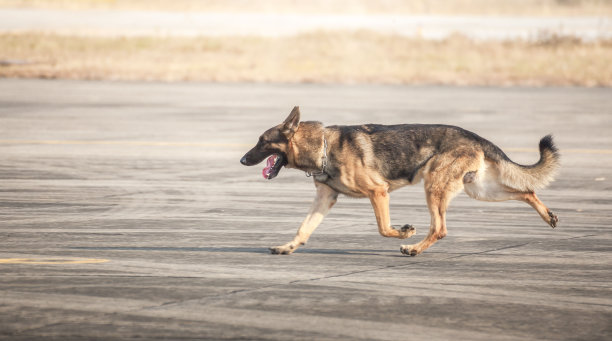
[1,0,612,16]
[1,32,611,86]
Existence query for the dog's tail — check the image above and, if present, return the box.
[498,135,560,192]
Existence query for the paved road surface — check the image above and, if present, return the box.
[0,9,610,40]
[0,80,611,340]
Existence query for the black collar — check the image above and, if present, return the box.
[305,135,328,178]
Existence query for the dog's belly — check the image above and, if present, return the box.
[317,171,420,197]
[387,178,416,192]
[463,160,518,201]
[316,177,368,198]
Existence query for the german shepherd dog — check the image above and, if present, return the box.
[240,107,560,256]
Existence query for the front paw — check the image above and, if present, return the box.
[269,243,297,255]
[399,224,416,239]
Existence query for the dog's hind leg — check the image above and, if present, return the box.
[463,160,559,228]
[369,187,417,239]
[401,152,479,256]
[400,178,463,256]
[269,182,338,255]
[513,191,559,228]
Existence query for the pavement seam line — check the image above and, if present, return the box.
[138,241,536,310]
[270,233,599,286]
[1,140,611,154]
[0,139,251,148]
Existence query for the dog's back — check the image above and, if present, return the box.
[324,123,559,193]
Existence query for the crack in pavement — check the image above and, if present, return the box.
[142,233,599,311]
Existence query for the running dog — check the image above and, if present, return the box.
[240,106,560,256]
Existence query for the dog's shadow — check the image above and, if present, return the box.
[70,246,396,256]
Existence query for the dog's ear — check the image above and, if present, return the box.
[281,106,300,138]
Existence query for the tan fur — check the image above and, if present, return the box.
[269,182,338,254]
[246,107,560,256]
[400,149,483,255]
[498,148,560,191]
[285,122,326,173]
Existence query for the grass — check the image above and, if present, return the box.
[1,0,612,16]
[1,32,611,86]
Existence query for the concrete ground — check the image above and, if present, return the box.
[0,79,610,340]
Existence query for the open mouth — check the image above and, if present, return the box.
[262,154,285,180]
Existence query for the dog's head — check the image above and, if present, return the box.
[240,106,300,180]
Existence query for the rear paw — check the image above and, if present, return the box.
[398,224,416,239]
[548,210,559,228]
[400,244,420,257]
[269,243,296,255]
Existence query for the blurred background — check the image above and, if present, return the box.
[0,0,611,86]
[1,4,611,340]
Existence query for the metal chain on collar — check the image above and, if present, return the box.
[305,136,328,177]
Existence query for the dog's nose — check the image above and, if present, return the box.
[240,155,248,165]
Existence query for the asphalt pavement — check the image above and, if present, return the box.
[0,79,611,340]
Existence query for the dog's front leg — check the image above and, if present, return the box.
[369,188,416,239]
[269,182,338,255]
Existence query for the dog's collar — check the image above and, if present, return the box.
[305,135,328,178]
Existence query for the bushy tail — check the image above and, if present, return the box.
[498,135,560,192]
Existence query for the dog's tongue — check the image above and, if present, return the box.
[262,155,277,179]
